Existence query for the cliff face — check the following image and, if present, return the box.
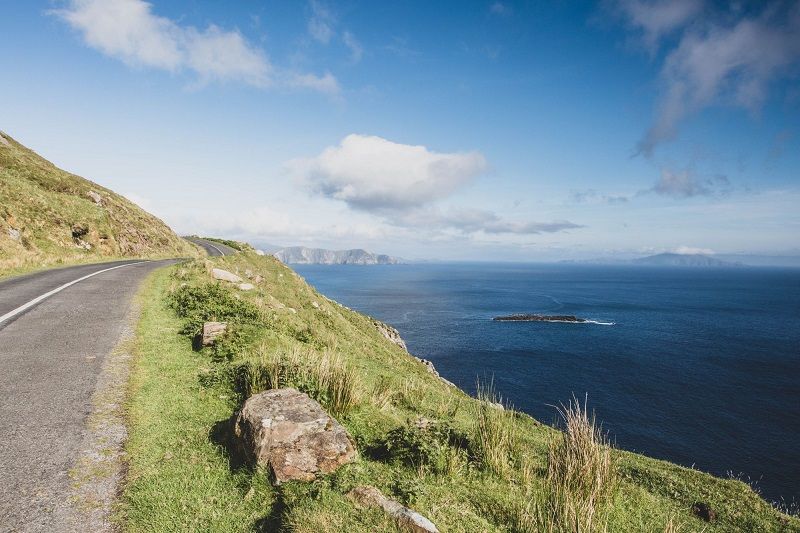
[273,246,402,265]
[0,131,197,275]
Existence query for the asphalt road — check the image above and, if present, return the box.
[0,259,174,532]
[183,237,237,256]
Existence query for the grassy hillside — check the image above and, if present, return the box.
[122,248,799,532]
[0,131,198,277]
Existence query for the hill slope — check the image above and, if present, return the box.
[274,246,402,265]
[0,131,197,275]
[122,249,798,532]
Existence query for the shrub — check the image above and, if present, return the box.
[384,421,466,476]
[167,283,262,335]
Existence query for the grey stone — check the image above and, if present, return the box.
[212,268,243,283]
[234,388,356,483]
[348,485,439,533]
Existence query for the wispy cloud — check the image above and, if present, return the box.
[307,0,335,44]
[306,1,364,64]
[571,189,630,204]
[648,168,730,198]
[53,0,338,93]
[612,1,800,157]
[490,2,513,17]
[342,31,363,63]
[389,207,583,236]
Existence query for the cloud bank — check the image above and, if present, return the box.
[291,134,583,236]
[53,0,338,93]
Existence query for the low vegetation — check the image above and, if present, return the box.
[122,248,800,532]
[0,131,198,277]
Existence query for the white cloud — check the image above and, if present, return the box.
[290,134,488,210]
[674,245,714,255]
[53,0,336,93]
[617,2,800,156]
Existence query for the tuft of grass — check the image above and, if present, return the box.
[471,381,518,477]
[239,344,360,415]
[535,397,617,533]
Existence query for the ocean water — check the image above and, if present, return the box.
[293,263,800,504]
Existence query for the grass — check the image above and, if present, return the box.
[0,131,198,277]
[122,250,800,532]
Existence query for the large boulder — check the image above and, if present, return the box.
[348,485,439,533]
[212,268,243,283]
[234,388,356,483]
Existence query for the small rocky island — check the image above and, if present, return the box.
[493,314,587,323]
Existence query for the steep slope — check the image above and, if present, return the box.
[122,249,798,532]
[0,131,197,275]
[273,246,402,265]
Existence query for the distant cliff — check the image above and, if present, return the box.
[633,253,741,268]
[272,246,403,265]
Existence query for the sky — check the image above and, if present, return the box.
[1,0,799,261]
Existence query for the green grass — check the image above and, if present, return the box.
[122,253,800,532]
[0,131,199,277]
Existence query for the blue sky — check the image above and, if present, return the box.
[1,0,799,260]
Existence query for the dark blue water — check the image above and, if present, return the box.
[293,263,800,504]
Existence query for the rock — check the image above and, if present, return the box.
[255,249,266,256]
[8,228,20,241]
[234,388,356,483]
[0,132,9,147]
[348,486,439,533]
[373,320,408,351]
[493,314,587,323]
[238,283,255,291]
[254,275,263,283]
[200,322,227,346]
[692,502,716,522]
[311,301,320,309]
[87,190,103,206]
[212,268,243,283]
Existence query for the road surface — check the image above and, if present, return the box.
[0,259,174,532]
[183,237,237,256]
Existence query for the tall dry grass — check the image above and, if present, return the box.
[245,344,359,415]
[472,381,517,476]
[534,396,617,533]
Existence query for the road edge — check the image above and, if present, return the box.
[65,263,174,532]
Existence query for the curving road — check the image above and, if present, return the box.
[183,237,237,257]
[0,259,175,532]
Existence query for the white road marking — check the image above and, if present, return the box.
[205,241,226,256]
[0,261,147,326]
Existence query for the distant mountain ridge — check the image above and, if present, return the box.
[632,253,742,268]
[272,246,403,265]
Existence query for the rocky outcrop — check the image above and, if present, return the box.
[273,246,403,265]
[373,320,408,351]
[238,283,254,291]
[234,388,356,483]
[87,190,103,206]
[493,314,586,323]
[201,322,227,346]
[348,485,439,533]
[212,268,243,283]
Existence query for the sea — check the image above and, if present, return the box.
[293,262,800,505]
